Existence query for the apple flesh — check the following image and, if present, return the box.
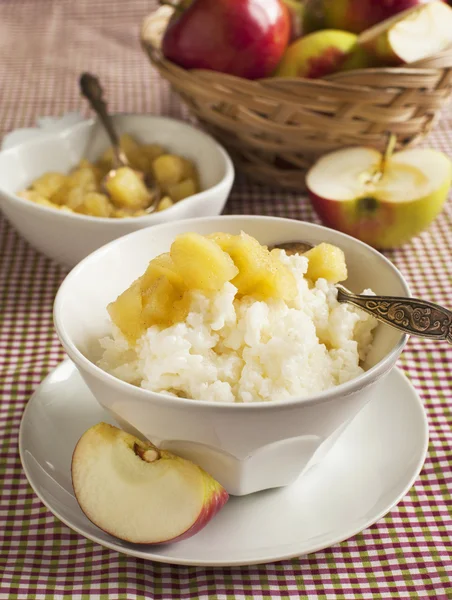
[303,0,444,34]
[161,0,291,80]
[71,423,229,544]
[306,146,452,248]
[359,1,452,66]
[275,30,358,78]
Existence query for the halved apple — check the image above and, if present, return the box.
[359,2,452,65]
[306,145,452,248]
[71,423,229,544]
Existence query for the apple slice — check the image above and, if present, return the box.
[306,144,452,248]
[303,0,446,36]
[359,2,452,65]
[71,423,228,544]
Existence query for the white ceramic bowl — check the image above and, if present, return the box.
[54,216,409,496]
[0,115,234,266]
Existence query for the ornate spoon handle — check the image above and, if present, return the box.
[336,285,452,343]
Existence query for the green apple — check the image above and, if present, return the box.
[275,29,359,78]
[71,423,229,544]
[340,45,375,71]
[306,144,452,248]
[359,1,452,66]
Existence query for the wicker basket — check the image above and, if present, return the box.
[141,6,452,189]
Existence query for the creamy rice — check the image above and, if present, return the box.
[98,251,378,403]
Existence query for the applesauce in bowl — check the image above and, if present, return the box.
[0,115,234,266]
[54,215,409,495]
[18,133,201,218]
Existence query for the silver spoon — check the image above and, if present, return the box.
[79,72,160,213]
[270,242,452,344]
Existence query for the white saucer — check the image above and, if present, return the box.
[19,360,428,567]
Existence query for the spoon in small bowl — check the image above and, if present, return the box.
[79,72,160,213]
[270,242,452,344]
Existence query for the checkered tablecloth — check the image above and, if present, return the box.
[0,1,451,598]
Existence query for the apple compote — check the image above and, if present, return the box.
[17,134,200,218]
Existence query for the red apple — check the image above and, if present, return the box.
[303,0,444,34]
[72,423,229,544]
[161,0,291,79]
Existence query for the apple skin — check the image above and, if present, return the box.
[170,474,229,543]
[358,27,402,66]
[303,0,443,34]
[308,178,451,249]
[358,1,452,66]
[340,45,376,71]
[162,0,291,80]
[275,30,358,78]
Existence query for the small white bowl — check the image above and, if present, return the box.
[0,115,234,266]
[54,216,409,496]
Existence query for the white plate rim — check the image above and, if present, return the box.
[19,361,429,567]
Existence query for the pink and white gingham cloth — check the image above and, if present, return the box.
[0,1,451,598]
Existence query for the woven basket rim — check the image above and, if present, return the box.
[139,7,452,190]
[140,7,452,89]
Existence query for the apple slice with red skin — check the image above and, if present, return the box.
[306,145,452,249]
[303,0,446,35]
[359,1,452,66]
[71,423,229,544]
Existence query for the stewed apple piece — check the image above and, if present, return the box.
[107,280,143,342]
[156,196,174,211]
[152,154,199,202]
[304,243,347,283]
[30,172,67,198]
[104,167,151,210]
[210,232,298,302]
[141,253,185,290]
[71,423,229,544]
[141,277,186,327]
[153,155,190,189]
[170,232,238,291]
[79,192,113,217]
[167,178,197,202]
